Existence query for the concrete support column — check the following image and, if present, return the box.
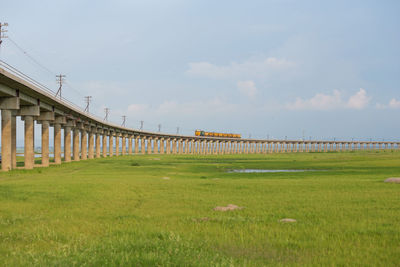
[134,137,139,154]
[81,129,87,160]
[64,126,72,162]
[95,132,101,158]
[11,114,17,169]
[154,138,159,153]
[102,133,107,157]
[53,123,62,164]
[41,120,50,166]
[177,139,182,154]
[1,110,12,171]
[128,136,132,154]
[172,139,176,154]
[115,135,120,156]
[160,138,165,154]
[165,139,170,154]
[122,136,126,155]
[73,128,80,161]
[23,115,35,169]
[109,135,114,157]
[141,137,146,154]
[88,130,94,159]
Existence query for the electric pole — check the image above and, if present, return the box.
[55,74,66,100]
[104,108,109,121]
[84,96,92,113]
[0,22,8,47]
[121,115,126,127]
[176,127,179,134]
[158,124,161,132]
[140,121,144,131]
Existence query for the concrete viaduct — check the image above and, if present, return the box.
[0,64,399,171]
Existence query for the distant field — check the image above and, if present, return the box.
[0,151,399,266]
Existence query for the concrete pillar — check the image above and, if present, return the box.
[102,133,107,157]
[172,139,176,154]
[160,138,165,154]
[53,123,62,164]
[64,126,71,162]
[11,114,16,169]
[95,131,101,158]
[109,135,114,157]
[23,115,35,169]
[81,129,87,160]
[134,137,139,154]
[73,128,80,161]
[128,136,132,154]
[166,138,171,154]
[154,138,159,153]
[1,110,12,171]
[122,135,126,155]
[141,137,146,154]
[115,135,120,156]
[41,120,50,166]
[88,130,94,159]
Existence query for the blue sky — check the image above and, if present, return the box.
[1,0,400,142]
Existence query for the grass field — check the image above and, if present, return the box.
[0,151,399,266]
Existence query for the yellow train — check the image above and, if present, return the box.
[195,130,241,139]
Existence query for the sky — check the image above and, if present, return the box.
[1,0,399,143]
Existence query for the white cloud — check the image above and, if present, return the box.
[286,90,343,110]
[346,88,370,109]
[389,98,400,109]
[286,88,371,110]
[186,57,294,80]
[376,98,400,109]
[237,80,257,98]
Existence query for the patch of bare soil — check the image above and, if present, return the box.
[384,178,400,184]
[162,177,170,180]
[214,204,244,211]
[280,218,297,223]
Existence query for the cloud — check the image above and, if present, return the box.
[287,90,342,110]
[237,80,257,98]
[346,88,370,109]
[376,98,400,109]
[389,98,400,109]
[186,57,294,80]
[286,88,371,110]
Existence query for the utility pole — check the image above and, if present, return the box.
[158,124,161,132]
[84,96,92,113]
[55,74,66,100]
[267,134,269,140]
[176,127,180,135]
[0,22,8,47]
[140,121,144,131]
[121,115,126,127]
[104,108,109,121]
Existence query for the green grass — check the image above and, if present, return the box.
[1,151,400,266]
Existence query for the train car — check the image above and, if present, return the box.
[195,130,241,139]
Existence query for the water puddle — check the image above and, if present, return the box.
[228,169,317,173]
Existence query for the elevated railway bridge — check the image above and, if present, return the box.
[0,61,398,171]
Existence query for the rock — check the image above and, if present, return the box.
[384,178,400,184]
[214,204,243,211]
[280,218,297,223]
[162,177,170,180]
